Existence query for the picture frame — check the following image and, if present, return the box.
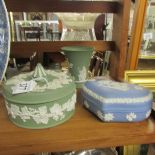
[124,70,155,155]
[124,70,155,92]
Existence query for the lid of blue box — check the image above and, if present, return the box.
[82,79,153,105]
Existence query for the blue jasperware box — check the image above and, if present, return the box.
[82,79,153,122]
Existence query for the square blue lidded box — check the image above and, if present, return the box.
[82,79,153,122]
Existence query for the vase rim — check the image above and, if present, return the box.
[61,46,94,52]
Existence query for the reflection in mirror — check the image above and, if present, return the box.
[138,0,155,70]
[9,12,62,41]
[140,1,155,57]
[9,12,113,42]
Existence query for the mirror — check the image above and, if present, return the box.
[9,12,113,42]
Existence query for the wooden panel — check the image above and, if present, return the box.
[0,93,155,155]
[127,0,147,70]
[10,41,115,59]
[4,0,118,13]
[110,0,131,81]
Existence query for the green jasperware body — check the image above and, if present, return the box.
[61,46,93,88]
[3,69,76,129]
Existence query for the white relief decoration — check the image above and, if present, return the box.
[20,106,31,122]
[33,63,47,78]
[97,110,104,120]
[104,113,114,122]
[50,104,65,121]
[97,111,114,121]
[5,70,74,92]
[146,110,151,118]
[83,86,153,104]
[10,104,20,119]
[126,112,137,121]
[6,73,26,85]
[134,85,144,90]
[5,93,76,124]
[78,66,87,82]
[62,30,93,41]
[83,100,90,109]
[69,63,73,68]
[97,80,129,91]
[62,93,76,112]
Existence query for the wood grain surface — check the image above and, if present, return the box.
[110,0,131,81]
[127,0,147,70]
[0,93,155,155]
[10,41,115,59]
[4,0,118,13]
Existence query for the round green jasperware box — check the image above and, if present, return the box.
[3,64,76,129]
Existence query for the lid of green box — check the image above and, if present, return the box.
[61,46,94,52]
[3,64,76,105]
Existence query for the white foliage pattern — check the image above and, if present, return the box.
[5,70,73,92]
[126,112,137,121]
[78,66,87,82]
[104,113,114,121]
[5,93,76,124]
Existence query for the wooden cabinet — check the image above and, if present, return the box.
[0,1,139,155]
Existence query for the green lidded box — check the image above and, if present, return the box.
[3,64,76,129]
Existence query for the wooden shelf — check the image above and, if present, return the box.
[10,41,115,58]
[1,94,155,155]
[4,0,118,13]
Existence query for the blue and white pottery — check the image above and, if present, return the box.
[0,0,10,81]
[82,79,153,122]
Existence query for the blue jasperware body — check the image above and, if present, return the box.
[82,79,153,122]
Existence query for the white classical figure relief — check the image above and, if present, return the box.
[97,80,129,91]
[78,66,87,81]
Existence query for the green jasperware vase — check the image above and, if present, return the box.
[61,46,94,88]
[3,64,76,129]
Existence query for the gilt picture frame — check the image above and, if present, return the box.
[124,70,155,155]
[124,70,155,92]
